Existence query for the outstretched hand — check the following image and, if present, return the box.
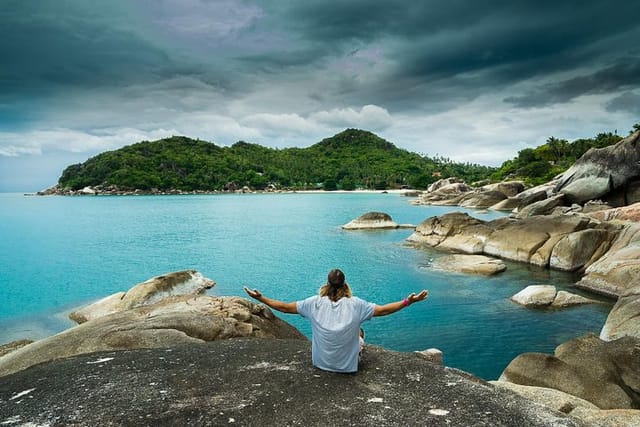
[243,286,262,300]
[408,289,428,304]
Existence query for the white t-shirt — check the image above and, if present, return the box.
[296,295,375,373]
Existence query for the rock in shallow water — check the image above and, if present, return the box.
[432,254,506,276]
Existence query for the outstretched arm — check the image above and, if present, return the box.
[373,290,428,317]
[244,287,298,314]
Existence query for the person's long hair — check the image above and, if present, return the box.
[319,269,352,302]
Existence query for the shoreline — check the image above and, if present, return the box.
[26,187,422,197]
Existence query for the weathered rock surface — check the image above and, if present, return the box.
[342,211,413,230]
[511,285,557,307]
[490,381,640,426]
[555,131,640,205]
[575,223,640,297]
[551,291,600,308]
[549,228,613,272]
[0,340,33,358]
[489,381,599,414]
[407,212,494,253]
[587,201,640,222]
[499,334,640,410]
[569,408,640,427]
[515,193,565,218]
[0,296,305,377]
[458,190,507,209]
[69,270,215,323]
[481,181,525,197]
[0,339,584,427]
[600,284,640,341]
[432,254,506,276]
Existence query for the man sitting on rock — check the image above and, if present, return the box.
[244,268,428,373]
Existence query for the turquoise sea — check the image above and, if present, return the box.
[0,192,611,379]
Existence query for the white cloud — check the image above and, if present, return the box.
[310,105,392,131]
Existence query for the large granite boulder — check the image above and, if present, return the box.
[458,190,507,209]
[575,223,640,297]
[515,194,565,218]
[407,212,495,253]
[0,295,305,377]
[511,285,557,307]
[600,284,640,341]
[431,254,506,276]
[483,215,595,266]
[555,131,640,205]
[499,334,640,410]
[549,228,613,272]
[0,339,585,426]
[69,270,215,323]
[342,211,413,230]
[481,181,526,197]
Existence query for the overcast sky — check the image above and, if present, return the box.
[1,0,639,191]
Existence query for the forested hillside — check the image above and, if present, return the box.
[57,129,494,191]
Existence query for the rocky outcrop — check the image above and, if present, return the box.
[407,212,494,253]
[555,131,640,205]
[417,179,528,209]
[0,295,305,377]
[575,223,640,297]
[432,254,506,276]
[0,339,584,427]
[600,284,640,341]
[408,212,612,270]
[510,286,599,308]
[499,334,640,410]
[69,270,215,323]
[342,211,414,230]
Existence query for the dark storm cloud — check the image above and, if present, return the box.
[0,1,227,101]
[505,57,640,108]
[606,91,640,117]
[256,0,640,110]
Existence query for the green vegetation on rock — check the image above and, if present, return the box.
[491,130,631,185]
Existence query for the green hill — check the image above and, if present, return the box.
[57,129,494,191]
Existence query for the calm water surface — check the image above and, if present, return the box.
[0,192,611,379]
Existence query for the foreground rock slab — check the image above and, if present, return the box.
[0,339,583,427]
